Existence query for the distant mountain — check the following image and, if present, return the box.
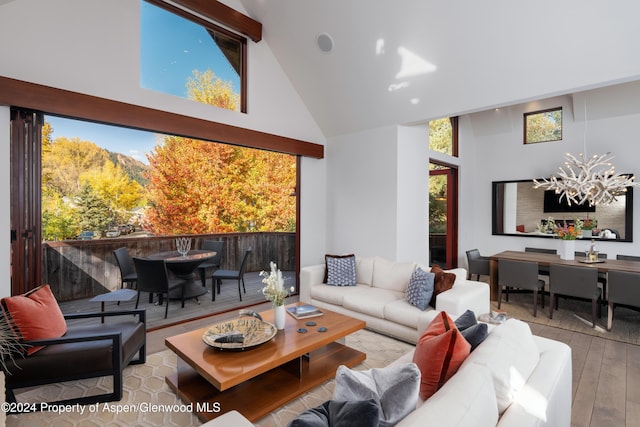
[108,151,149,186]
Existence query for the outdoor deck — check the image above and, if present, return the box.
[58,271,297,330]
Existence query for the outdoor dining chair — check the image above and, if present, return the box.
[211,247,252,302]
[133,257,187,319]
[113,247,137,289]
[197,240,224,287]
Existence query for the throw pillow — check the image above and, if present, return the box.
[288,399,379,427]
[429,264,456,308]
[333,363,420,427]
[460,323,489,351]
[413,311,471,400]
[0,284,67,355]
[405,267,435,310]
[454,309,477,331]
[324,254,357,286]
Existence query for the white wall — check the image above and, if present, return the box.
[460,81,640,261]
[0,0,328,296]
[325,126,398,259]
[397,125,429,264]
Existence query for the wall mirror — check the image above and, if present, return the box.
[492,179,633,242]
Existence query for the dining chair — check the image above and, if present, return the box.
[211,247,252,302]
[498,259,546,317]
[606,270,640,330]
[549,263,601,328]
[133,257,187,319]
[575,251,608,301]
[197,240,224,287]
[524,247,557,277]
[465,249,490,281]
[616,254,640,262]
[113,247,137,289]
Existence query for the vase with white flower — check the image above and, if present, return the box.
[260,262,294,330]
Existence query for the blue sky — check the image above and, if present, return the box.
[47,1,240,164]
[46,116,159,164]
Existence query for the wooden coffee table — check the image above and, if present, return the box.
[165,303,366,422]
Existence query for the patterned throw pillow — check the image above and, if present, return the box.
[405,267,435,310]
[325,254,357,286]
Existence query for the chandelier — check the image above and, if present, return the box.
[533,101,638,206]
[533,152,637,206]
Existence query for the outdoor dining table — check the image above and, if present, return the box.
[147,249,216,301]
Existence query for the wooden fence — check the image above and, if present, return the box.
[43,232,296,302]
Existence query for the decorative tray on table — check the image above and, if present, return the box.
[202,311,277,351]
[577,259,606,264]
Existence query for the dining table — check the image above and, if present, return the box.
[147,249,216,301]
[488,250,640,301]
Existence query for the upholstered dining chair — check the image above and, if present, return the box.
[524,247,557,277]
[616,254,640,262]
[211,247,252,302]
[197,240,224,287]
[133,257,187,319]
[606,270,640,330]
[498,259,546,317]
[575,251,608,301]
[113,247,137,289]
[465,249,490,281]
[549,263,602,328]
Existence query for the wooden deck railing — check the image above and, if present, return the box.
[43,232,296,302]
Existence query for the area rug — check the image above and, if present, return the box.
[493,291,640,345]
[6,329,414,427]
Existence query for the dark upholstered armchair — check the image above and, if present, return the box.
[465,249,490,281]
[2,309,146,408]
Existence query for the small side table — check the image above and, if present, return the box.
[90,289,138,322]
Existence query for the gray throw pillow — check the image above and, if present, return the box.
[406,267,435,310]
[287,399,379,427]
[325,254,357,286]
[460,322,489,351]
[333,363,420,427]
[454,309,477,331]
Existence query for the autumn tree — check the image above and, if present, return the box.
[144,68,296,235]
[81,160,145,225]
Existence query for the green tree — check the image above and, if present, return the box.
[75,183,112,234]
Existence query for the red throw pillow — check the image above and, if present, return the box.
[429,264,456,307]
[412,311,471,399]
[1,284,67,355]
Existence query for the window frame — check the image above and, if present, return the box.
[523,107,563,145]
[144,0,248,113]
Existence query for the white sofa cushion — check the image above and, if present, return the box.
[464,319,540,414]
[383,299,436,329]
[397,363,499,427]
[342,288,404,318]
[311,284,371,306]
[356,256,375,286]
[372,256,416,292]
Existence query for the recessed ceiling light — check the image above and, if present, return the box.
[316,33,334,53]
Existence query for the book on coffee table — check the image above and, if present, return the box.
[287,304,323,320]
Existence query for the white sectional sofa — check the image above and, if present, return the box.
[202,319,572,427]
[299,256,491,343]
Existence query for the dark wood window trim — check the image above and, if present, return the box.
[152,0,263,43]
[0,76,324,158]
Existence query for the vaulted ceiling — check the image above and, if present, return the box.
[238,0,640,137]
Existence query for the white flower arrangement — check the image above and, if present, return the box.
[260,261,294,307]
